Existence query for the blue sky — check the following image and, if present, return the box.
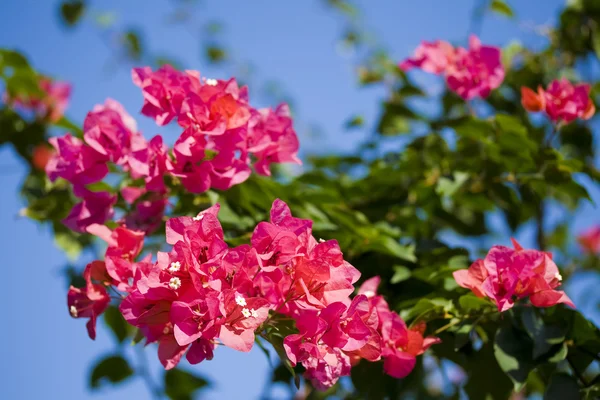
[0,0,596,399]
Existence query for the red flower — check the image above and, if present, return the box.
[521,79,595,123]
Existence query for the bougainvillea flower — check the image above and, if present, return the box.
[132,65,202,126]
[399,40,455,75]
[46,134,108,185]
[62,191,117,232]
[381,315,440,379]
[445,35,504,100]
[84,99,137,164]
[67,261,111,340]
[453,239,575,311]
[521,79,595,123]
[123,195,169,234]
[578,226,600,254]
[400,35,504,100]
[248,104,301,176]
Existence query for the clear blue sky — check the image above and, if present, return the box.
[1,1,597,399]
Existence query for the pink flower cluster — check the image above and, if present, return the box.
[521,79,595,123]
[68,200,439,389]
[400,35,504,100]
[453,239,574,312]
[46,65,301,234]
[5,76,71,122]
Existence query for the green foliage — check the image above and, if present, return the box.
[89,355,134,388]
[60,1,86,27]
[3,0,600,399]
[164,369,210,400]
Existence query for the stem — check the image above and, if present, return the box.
[535,201,546,251]
[434,319,462,335]
[567,355,589,387]
[135,346,163,400]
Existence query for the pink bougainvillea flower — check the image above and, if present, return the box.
[578,226,600,254]
[83,98,137,164]
[401,35,504,100]
[123,195,169,235]
[522,79,595,123]
[46,134,108,185]
[445,35,504,100]
[131,65,202,126]
[67,261,111,340]
[453,239,575,311]
[62,191,117,233]
[399,40,455,75]
[381,316,440,379]
[248,104,301,176]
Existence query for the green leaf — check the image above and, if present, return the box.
[60,1,86,26]
[494,325,536,390]
[521,308,566,359]
[54,232,83,261]
[390,265,411,284]
[544,373,581,400]
[436,171,469,197]
[206,46,227,64]
[122,30,143,60]
[458,293,492,312]
[86,181,115,193]
[593,30,600,61]
[345,115,364,129]
[489,0,514,18]
[103,306,130,344]
[367,237,416,262]
[165,368,210,400]
[89,355,133,389]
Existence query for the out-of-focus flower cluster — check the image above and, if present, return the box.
[4,76,71,122]
[46,65,301,234]
[68,199,439,389]
[400,35,505,100]
[521,79,595,124]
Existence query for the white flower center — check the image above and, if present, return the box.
[235,294,247,306]
[205,78,218,86]
[169,277,182,290]
[69,305,78,317]
[241,308,251,318]
[319,238,326,243]
[193,214,204,221]
[362,290,375,298]
[554,272,563,282]
[169,261,181,273]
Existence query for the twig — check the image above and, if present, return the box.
[567,355,589,387]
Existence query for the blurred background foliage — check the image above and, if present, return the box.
[1,0,600,399]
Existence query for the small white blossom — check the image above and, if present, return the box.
[169,261,181,273]
[362,290,375,298]
[69,305,78,317]
[193,214,204,221]
[205,78,218,86]
[241,308,251,318]
[555,272,563,282]
[250,309,258,318]
[235,294,247,307]
[169,277,182,290]
[319,238,326,243]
